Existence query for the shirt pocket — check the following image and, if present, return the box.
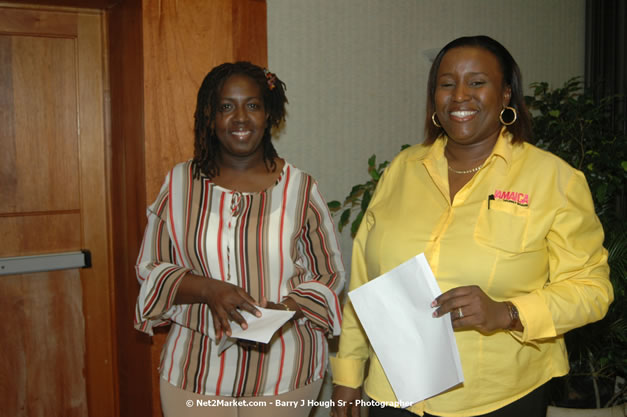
[474,200,530,253]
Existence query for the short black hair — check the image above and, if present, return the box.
[424,35,532,145]
[192,61,288,179]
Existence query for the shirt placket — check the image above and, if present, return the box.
[226,191,243,283]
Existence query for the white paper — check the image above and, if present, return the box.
[348,253,463,406]
[216,306,295,354]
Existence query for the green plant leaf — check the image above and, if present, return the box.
[595,182,608,203]
[351,211,364,238]
[361,189,372,212]
[346,185,365,203]
[327,200,341,211]
[368,154,376,168]
[338,208,351,231]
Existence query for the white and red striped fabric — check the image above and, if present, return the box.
[135,160,345,397]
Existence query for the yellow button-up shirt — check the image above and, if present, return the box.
[331,130,613,416]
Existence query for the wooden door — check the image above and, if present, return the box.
[0,5,116,417]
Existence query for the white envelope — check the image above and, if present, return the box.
[348,253,464,406]
[216,306,295,354]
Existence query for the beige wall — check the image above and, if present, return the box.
[267,0,585,270]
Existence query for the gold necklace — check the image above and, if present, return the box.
[448,164,483,174]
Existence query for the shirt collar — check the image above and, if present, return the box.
[420,135,446,164]
[421,126,515,166]
[490,127,514,165]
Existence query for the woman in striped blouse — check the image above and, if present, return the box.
[135,62,345,417]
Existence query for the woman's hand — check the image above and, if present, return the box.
[331,385,361,417]
[260,296,304,320]
[171,273,262,339]
[432,285,511,333]
[235,296,304,350]
[203,278,261,338]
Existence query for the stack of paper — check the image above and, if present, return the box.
[348,253,464,406]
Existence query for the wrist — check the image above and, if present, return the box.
[175,272,212,305]
[279,297,303,319]
[277,301,292,311]
[196,274,216,302]
[504,301,520,331]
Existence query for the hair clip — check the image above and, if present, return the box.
[263,68,277,91]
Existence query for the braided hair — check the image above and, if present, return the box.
[192,61,288,179]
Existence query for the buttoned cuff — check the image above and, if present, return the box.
[330,356,367,388]
[510,292,556,342]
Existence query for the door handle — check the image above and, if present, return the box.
[0,250,91,276]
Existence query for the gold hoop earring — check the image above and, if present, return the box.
[431,112,441,128]
[499,106,517,126]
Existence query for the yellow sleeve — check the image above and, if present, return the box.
[330,159,399,388]
[513,170,613,342]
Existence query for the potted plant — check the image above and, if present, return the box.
[525,78,627,415]
[328,77,627,415]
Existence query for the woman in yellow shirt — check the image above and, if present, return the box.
[330,35,613,417]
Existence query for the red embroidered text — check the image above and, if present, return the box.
[494,189,529,207]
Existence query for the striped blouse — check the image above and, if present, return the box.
[135,160,345,397]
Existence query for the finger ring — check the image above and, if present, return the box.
[458,307,464,319]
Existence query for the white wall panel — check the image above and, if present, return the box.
[268,0,585,274]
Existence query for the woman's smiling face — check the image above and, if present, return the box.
[214,74,268,161]
[434,46,511,147]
